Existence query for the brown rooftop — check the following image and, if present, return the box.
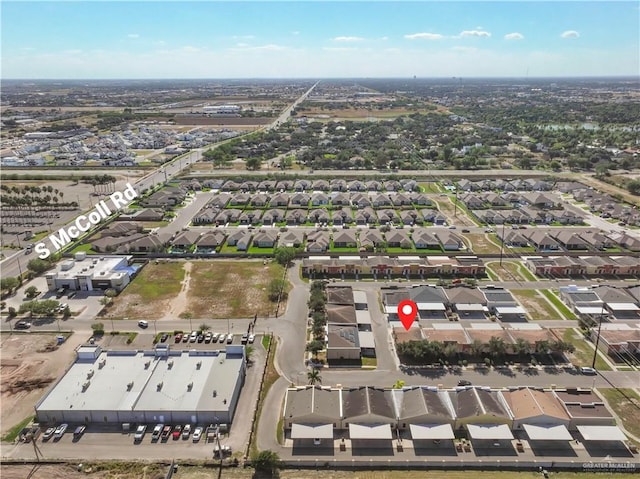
[393,327,423,344]
[423,328,471,345]
[503,388,569,421]
[466,329,512,344]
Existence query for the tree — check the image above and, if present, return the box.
[392,379,405,389]
[8,307,17,318]
[199,323,211,332]
[307,367,322,385]
[267,278,287,302]
[1,277,19,295]
[274,247,297,267]
[488,336,507,360]
[25,286,39,299]
[245,156,262,170]
[306,340,324,358]
[627,180,640,196]
[91,322,105,335]
[252,450,282,475]
[27,258,53,275]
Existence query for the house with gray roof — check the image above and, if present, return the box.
[252,230,278,248]
[290,192,310,207]
[262,208,286,224]
[278,229,305,248]
[306,230,330,253]
[311,192,329,206]
[327,324,360,360]
[333,230,357,248]
[286,209,308,225]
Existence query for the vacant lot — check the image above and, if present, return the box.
[186,261,285,318]
[433,198,477,227]
[0,332,83,437]
[109,261,185,320]
[466,233,501,254]
[598,388,640,443]
[512,290,561,321]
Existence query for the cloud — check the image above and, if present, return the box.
[404,32,444,40]
[561,30,580,39]
[181,46,201,53]
[231,43,288,52]
[232,35,255,41]
[333,36,364,42]
[127,34,140,39]
[504,32,524,40]
[460,30,491,38]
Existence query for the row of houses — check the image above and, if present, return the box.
[394,323,559,351]
[462,191,561,210]
[283,385,622,445]
[193,205,445,227]
[524,256,640,278]
[302,256,485,278]
[503,229,635,251]
[92,226,467,255]
[558,285,640,320]
[560,181,640,227]
[473,207,583,226]
[322,286,376,360]
[456,178,554,192]
[214,178,420,193]
[194,191,436,213]
[589,324,640,356]
[383,285,526,322]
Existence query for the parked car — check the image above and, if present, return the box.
[580,366,597,375]
[172,425,182,440]
[182,334,189,343]
[458,379,472,386]
[241,334,249,344]
[461,228,470,233]
[161,425,172,441]
[197,334,205,343]
[138,320,149,329]
[151,424,163,442]
[210,333,219,342]
[15,321,31,329]
[189,331,198,342]
[248,334,255,344]
[218,334,227,343]
[134,424,147,443]
[192,426,203,442]
[182,424,191,439]
[42,427,56,441]
[226,334,233,344]
[160,334,168,343]
[53,423,68,439]
[204,332,212,343]
[73,425,86,439]
[174,333,183,343]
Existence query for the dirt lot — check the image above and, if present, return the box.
[0,332,85,436]
[512,290,559,321]
[466,233,501,254]
[433,198,477,227]
[186,261,286,318]
[109,260,286,320]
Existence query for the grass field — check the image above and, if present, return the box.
[541,290,577,320]
[110,262,185,319]
[467,234,501,254]
[598,388,640,443]
[187,261,286,318]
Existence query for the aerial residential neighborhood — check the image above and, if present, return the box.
[2,1,640,478]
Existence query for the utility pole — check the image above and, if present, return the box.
[591,303,605,369]
[499,222,505,266]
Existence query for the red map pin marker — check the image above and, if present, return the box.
[397,299,418,331]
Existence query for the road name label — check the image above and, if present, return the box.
[35,183,138,259]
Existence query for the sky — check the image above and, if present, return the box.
[2,1,639,79]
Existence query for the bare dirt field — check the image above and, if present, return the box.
[186,261,286,319]
[0,332,85,436]
[433,198,478,227]
[108,260,286,321]
[465,233,501,254]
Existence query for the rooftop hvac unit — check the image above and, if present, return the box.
[144,360,151,369]
[98,358,106,369]
[167,360,174,369]
[127,381,134,391]
[157,381,163,391]
[213,390,217,397]
[82,381,90,392]
[196,361,202,370]
[86,369,94,379]
[187,382,193,391]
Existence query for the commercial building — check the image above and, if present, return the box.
[35,344,246,426]
[44,253,141,292]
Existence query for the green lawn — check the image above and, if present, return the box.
[386,246,416,253]
[69,242,95,254]
[1,415,34,442]
[120,262,185,301]
[418,182,442,193]
[541,289,577,320]
[248,245,275,254]
[219,244,240,254]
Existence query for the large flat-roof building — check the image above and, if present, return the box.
[35,345,246,425]
[44,253,141,292]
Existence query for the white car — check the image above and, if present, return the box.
[53,423,68,439]
[248,334,255,344]
[182,424,191,439]
[192,426,203,442]
[138,320,149,328]
[580,366,597,375]
[134,424,147,442]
